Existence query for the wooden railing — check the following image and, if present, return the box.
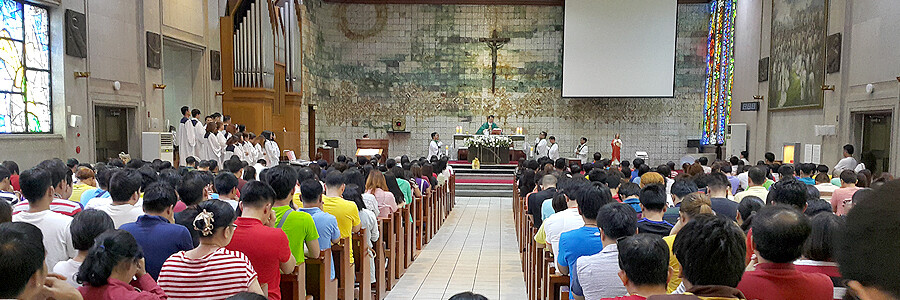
[280,175,455,300]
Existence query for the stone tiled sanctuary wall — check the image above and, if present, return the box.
[303,1,709,164]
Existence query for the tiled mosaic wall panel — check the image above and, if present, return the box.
[302,0,709,164]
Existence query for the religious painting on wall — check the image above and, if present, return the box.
[758,57,769,82]
[826,33,841,73]
[768,0,827,110]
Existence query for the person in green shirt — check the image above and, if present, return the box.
[265,165,320,264]
[475,115,500,135]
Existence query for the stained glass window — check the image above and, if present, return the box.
[701,0,736,145]
[0,0,50,133]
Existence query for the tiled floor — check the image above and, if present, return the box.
[384,196,526,300]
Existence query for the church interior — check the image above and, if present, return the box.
[1,0,899,299]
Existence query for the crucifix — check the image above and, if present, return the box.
[480,29,510,94]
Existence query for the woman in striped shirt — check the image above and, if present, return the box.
[158,200,265,299]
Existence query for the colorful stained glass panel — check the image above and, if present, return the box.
[0,0,50,134]
[0,39,23,92]
[5,93,25,132]
[25,70,49,132]
[0,1,22,40]
[701,0,736,145]
[24,4,48,70]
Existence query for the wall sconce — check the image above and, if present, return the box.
[821,85,835,91]
[153,84,166,90]
[74,72,90,78]
[215,91,226,96]
[896,76,899,83]
[753,95,764,100]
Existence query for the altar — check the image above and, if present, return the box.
[452,134,527,163]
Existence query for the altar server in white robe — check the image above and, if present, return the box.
[428,132,444,160]
[574,137,589,163]
[215,123,227,163]
[244,133,259,164]
[261,130,281,166]
[203,122,224,163]
[548,136,560,161]
[177,106,197,165]
[534,131,549,158]
[253,135,266,165]
[224,135,245,162]
[191,109,206,159]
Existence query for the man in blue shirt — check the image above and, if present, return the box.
[79,166,113,207]
[297,179,341,280]
[120,182,193,279]
[556,181,616,276]
[798,163,817,185]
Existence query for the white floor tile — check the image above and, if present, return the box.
[383,196,525,300]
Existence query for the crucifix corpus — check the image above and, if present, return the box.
[480,30,510,94]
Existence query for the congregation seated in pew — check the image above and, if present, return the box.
[515,155,900,300]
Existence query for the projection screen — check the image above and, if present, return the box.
[562,0,678,98]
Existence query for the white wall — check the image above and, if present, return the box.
[731,0,900,173]
[0,0,223,167]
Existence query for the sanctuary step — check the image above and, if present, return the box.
[451,163,516,198]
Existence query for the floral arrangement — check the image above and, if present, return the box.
[464,135,512,148]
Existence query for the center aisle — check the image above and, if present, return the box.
[385,196,526,300]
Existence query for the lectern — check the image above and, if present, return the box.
[356,139,389,164]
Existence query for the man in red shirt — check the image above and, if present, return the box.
[836,181,900,300]
[226,181,296,300]
[738,206,832,300]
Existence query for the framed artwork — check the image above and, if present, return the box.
[210,50,221,81]
[768,0,827,110]
[826,33,842,73]
[64,9,86,58]
[758,57,769,82]
[146,31,161,69]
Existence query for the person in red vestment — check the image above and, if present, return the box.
[611,134,622,164]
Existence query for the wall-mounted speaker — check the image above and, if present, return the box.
[392,117,406,132]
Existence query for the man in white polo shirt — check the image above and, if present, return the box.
[12,167,76,269]
[534,190,583,261]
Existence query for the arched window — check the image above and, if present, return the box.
[0,0,51,133]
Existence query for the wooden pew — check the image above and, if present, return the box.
[545,252,569,300]
[280,264,310,300]
[415,194,425,250]
[332,237,354,300]
[524,215,535,300]
[352,229,372,300]
[430,188,439,239]
[450,174,456,207]
[393,210,406,278]
[402,204,414,267]
[381,215,398,289]
[374,219,387,299]
[305,248,337,300]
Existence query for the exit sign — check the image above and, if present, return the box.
[741,101,760,111]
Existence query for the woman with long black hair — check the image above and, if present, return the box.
[76,230,166,299]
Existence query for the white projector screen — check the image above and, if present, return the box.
[562,0,678,98]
